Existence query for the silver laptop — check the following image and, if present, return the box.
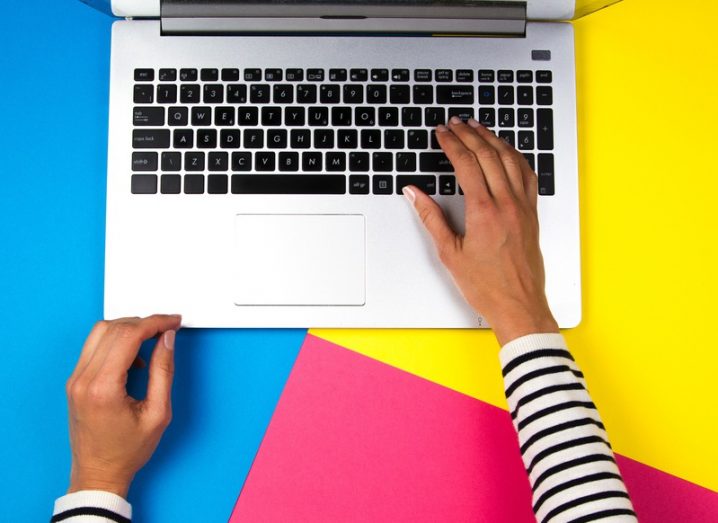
[84,0,617,328]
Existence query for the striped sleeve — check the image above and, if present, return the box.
[500,333,637,523]
[51,491,131,523]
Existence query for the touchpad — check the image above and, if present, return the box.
[233,214,366,306]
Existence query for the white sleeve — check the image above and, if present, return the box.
[52,490,132,522]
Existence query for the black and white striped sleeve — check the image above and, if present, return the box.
[51,491,131,522]
[500,333,637,523]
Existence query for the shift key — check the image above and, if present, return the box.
[133,129,170,149]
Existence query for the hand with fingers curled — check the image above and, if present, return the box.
[403,116,559,346]
[64,314,182,498]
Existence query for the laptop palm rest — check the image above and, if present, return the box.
[233,214,366,306]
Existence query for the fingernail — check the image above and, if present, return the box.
[467,117,481,128]
[449,116,462,125]
[163,330,176,351]
[436,124,449,133]
[402,186,416,204]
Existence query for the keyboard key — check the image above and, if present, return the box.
[391,69,410,82]
[350,69,368,82]
[184,174,204,194]
[537,153,555,195]
[367,85,387,104]
[286,68,304,81]
[396,175,436,195]
[227,84,247,103]
[498,130,515,147]
[250,84,270,103]
[371,69,389,82]
[298,84,318,103]
[131,174,157,194]
[179,68,198,81]
[419,152,452,172]
[425,107,445,127]
[435,69,452,82]
[308,107,329,126]
[307,69,324,81]
[222,68,240,81]
[373,175,393,195]
[185,152,205,171]
[134,84,153,104]
[265,68,283,81]
[378,107,399,126]
[349,175,370,194]
[160,174,181,194]
[255,151,275,171]
[499,108,514,127]
[314,129,334,148]
[497,70,514,83]
[291,129,311,148]
[536,70,553,83]
[215,107,235,126]
[238,107,259,126]
[372,153,392,172]
[498,86,514,105]
[478,85,495,105]
[396,152,417,172]
[517,86,533,105]
[478,107,495,127]
[517,70,533,83]
[320,84,341,104]
[134,69,154,82]
[279,152,300,171]
[448,107,474,122]
[201,68,219,81]
[133,107,164,126]
[518,108,534,127]
[220,129,241,148]
[159,68,177,82]
[329,68,347,81]
[180,84,200,103]
[261,106,282,126]
[203,84,223,103]
[132,152,158,171]
[343,84,363,104]
[325,152,345,171]
[355,107,375,126]
[161,152,181,171]
[208,152,228,171]
[208,174,228,194]
[456,69,474,82]
[384,130,404,149]
[338,129,358,148]
[436,85,474,105]
[518,131,534,150]
[331,107,352,126]
[402,107,422,127]
[407,129,428,149]
[361,130,381,149]
[389,85,410,104]
[412,85,433,105]
[232,174,346,194]
[537,109,554,149]
[244,68,262,81]
[537,86,553,105]
[231,152,251,171]
[478,69,495,83]
[349,152,369,172]
[274,84,294,103]
[174,129,193,149]
[414,69,432,82]
[286,107,306,126]
[191,107,212,126]
[439,175,456,195]
[197,129,217,148]
[302,152,322,171]
[133,129,170,149]
[244,129,264,148]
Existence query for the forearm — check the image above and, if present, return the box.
[52,490,131,522]
[500,333,636,523]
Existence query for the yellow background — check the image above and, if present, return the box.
[313,0,718,493]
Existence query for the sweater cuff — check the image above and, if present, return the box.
[53,490,132,520]
[498,332,567,368]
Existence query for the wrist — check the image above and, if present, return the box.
[485,302,559,347]
[69,467,132,499]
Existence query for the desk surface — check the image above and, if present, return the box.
[1,0,715,520]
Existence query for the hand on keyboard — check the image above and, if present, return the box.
[403,116,558,346]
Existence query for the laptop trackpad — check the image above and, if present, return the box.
[233,214,366,306]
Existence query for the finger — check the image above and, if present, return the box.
[403,185,458,262]
[434,124,491,206]
[145,330,176,415]
[522,161,539,210]
[68,320,111,384]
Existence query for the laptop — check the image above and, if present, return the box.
[83,0,617,328]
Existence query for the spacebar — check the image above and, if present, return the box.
[231,175,346,194]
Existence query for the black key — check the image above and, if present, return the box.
[133,107,164,126]
[180,68,198,82]
[389,85,410,104]
[523,153,535,171]
[255,151,275,171]
[439,175,456,195]
[499,108,514,127]
[326,152,346,172]
[160,175,181,194]
[184,174,205,194]
[174,129,194,149]
[244,129,264,148]
[261,106,282,126]
[402,107,422,127]
[419,152,453,172]
[349,175,370,194]
[291,129,311,148]
[497,70,514,83]
[203,84,223,103]
[391,69,410,82]
[308,107,329,126]
[436,85,474,105]
[378,107,399,126]
[517,70,533,83]
[238,107,259,126]
[132,152,158,171]
[498,86,514,105]
[307,69,324,81]
[244,68,262,81]
[338,129,358,149]
[536,70,553,83]
[134,84,153,103]
[180,84,200,103]
[456,70,474,82]
[329,68,347,81]
[407,129,428,149]
[208,152,228,171]
[413,85,433,104]
[430,131,440,150]
[286,107,306,126]
[373,175,393,195]
[448,107,474,122]
[231,152,251,171]
[131,174,157,194]
[250,84,270,103]
[518,131,534,150]
[498,130,515,147]
[298,84,318,103]
[331,107,352,126]
[384,129,404,149]
[478,69,495,83]
[191,107,212,126]
[185,152,205,171]
[134,69,154,82]
[220,129,241,148]
[355,107,375,126]
[478,85,495,105]
[274,84,294,103]
[197,129,217,148]
[159,68,177,82]
[215,107,235,126]
[265,68,283,81]
[201,68,219,81]
[208,175,228,194]
[361,130,381,149]
[538,153,555,195]
[435,69,452,82]
[320,84,341,104]
[133,129,170,149]
[537,86,553,105]
[537,109,554,150]
[425,107,445,127]
[161,152,181,171]
[517,86,533,105]
[372,152,393,172]
[349,152,369,172]
[371,69,389,82]
[227,84,247,103]
[232,174,346,194]
[222,68,240,81]
[279,152,300,171]
[167,106,188,126]
[396,152,416,172]
[414,69,432,82]
[286,68,304,81]
[343,84,364,104]
[478,107,495,127]
[518,108,534,128]
[314,129,334,148]
[367,85,387,104]
[350,68,368,82]
[396,175,436,195]
[302,152,323,171]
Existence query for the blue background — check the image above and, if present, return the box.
[0,2,305,520]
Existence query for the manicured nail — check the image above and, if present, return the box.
[467,117,481,128]
[449,116,462,125]
[402,186,416,204]
[163,330,176,351]
[436,124,449,133]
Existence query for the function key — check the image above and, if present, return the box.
[222,68,240,81]
[456,69,474,82]
[179,68,198,81]
[497,70,514,83]
[265,68,283,81]
[435,69,453,82]
[244,68,262,81]
[134,69,154,82]
[371,69,389,82]
[350,68,368,82]
[201,68,219,81]
[307,69,324,81]
[286,68,304,81]
[391,69,410,82]
[517,70,533,83]
[329,69,348,81]
[478,69,495,83]
[414,69,432,82]
[536,70,553,83]
[158,68,177,82]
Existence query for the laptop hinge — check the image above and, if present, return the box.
[160,1,527,37]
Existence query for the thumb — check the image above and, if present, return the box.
[145,330,176,413]
[402,185,457,258]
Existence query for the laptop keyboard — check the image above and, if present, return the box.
[130,67,555,196]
